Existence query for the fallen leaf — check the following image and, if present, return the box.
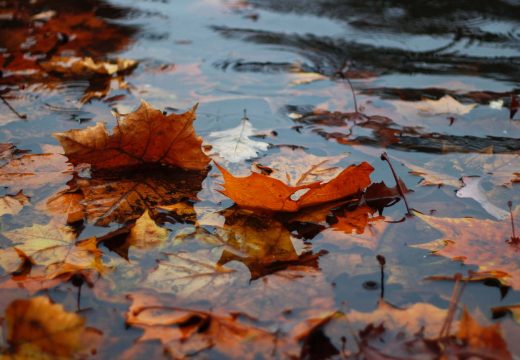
[143,248,335,325]
[54,101,210,171]
[206,112,269,163]
[416,95,477,116]
[455,308,511,359]
[0,223,104,282]
[40,189,85,224]
[456,176,509,219]
[126,292,281,359]
[216,209,325,279]
[216,161,373,212]
[0,191,30,216]
[40,56,137,76]
[4,296,86,358]
[128,210,169,249]
[0,153,73,193]
[413,209,520,289]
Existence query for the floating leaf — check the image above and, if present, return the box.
[54,101,210,171]
[216,161,373,212]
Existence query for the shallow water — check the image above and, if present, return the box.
[1,0,519,358]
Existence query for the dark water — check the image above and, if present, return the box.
[1,0,519,358]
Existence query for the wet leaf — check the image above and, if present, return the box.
[54,101,210,171]
[456,308,512,359]
[0,191,30,217]
[206,112,269,163]
[0,223,104,283]
[128,211,169,249]
[40,56,137,76]
[216,161,373,212]
[415,95,477,116]
[2,297,89,358]
[414,209,520,289]
[126,292,282,359]
[216,209,325,279]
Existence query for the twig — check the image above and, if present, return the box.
[438,273,465,338]
[376,255,386,299]
[0,94,27,119]
[380,152,411,215]
[507,201,518,243]
[337,61,359,113]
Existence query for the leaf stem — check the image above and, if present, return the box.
[337,61,358,113]
[508,201,518,243]
[0,94,27,120]
[377,255,386,299]
[380,152,411,215]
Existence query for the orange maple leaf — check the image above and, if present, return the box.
[215,162,373,212]
[54,101,210,171]
[414,209,520,289]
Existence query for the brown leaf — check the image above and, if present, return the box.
[216,161,373,212]
[456,308,512,359]
[216,209,325,279]
[126,292,280,359]
[0,223,104,285]
[414,208,520,289]
[54,101,210,171]
[127,210,169,249]
[4,297,86,358]
[40,56,137,76]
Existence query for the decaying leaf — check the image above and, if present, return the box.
[0,191,30,216]
[206,112,269,163]
[0,153,73,193]
[216,161,373,212]
[413,209,520,289]
[40,56,137,76]
[3,297,89,358]
[54,101,210,171]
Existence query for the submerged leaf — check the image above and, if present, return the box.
[4,297,86,358]
[0,191,30,216]
[414,208,520,289]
